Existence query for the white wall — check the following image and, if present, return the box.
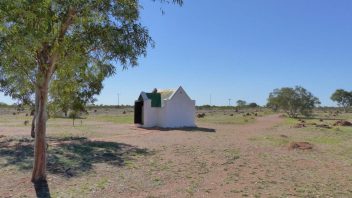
[142,100,160,127]
[141,87,196,128]
[160,89,196,128]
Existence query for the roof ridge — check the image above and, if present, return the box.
[157,88,176,92]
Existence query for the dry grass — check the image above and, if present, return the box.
[1,107,352,197]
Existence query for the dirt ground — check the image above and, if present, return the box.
[1,108,352,197]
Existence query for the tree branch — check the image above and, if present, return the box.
[58,7,76,42]
[51,7,76,74]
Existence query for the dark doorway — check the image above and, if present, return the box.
[134,101,143,124]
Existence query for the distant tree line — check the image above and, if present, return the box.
[197,103,261,110]
[87,104,133,109]
[236,100,259,108]
[0,102,8,107]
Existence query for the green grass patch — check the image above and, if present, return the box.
[307,126,352,145]
[307,135,344,145]
[96,177,109,190]
[89,114,133,124]
[282,117,300,125]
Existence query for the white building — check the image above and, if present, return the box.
[134,86,196,128]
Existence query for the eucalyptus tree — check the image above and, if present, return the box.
[236,100,247,108]
[331,89,352,112]
[0,0,183,183]
[267,86,320,118]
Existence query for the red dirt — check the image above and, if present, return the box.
[1,113,352,197]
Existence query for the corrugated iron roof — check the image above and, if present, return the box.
[138,88,177,108]
[158,89,176,101]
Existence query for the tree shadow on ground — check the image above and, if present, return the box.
[142,127,216,133]
[0,136,151,178]
[34,180,51,198]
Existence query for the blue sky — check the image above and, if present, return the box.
[1,0,352,106]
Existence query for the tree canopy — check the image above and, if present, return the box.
[236,100,247,107]
[267,86,320,118]
[1,0,183,113]
[0,0,154,105]
[248,102,259,108]
[0,0,183,183]
[331,89,352,112]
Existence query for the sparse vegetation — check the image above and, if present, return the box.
[1,106,352,197]
[0,0,349,197]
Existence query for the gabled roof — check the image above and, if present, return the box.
[168,86,192,101]
[158,89,176,101]
[137,86,191,108]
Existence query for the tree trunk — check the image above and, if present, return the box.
[344,106,348,113]
[31,87,49,183]
[32,36,59,183]
[31,93,39,138]
[31,115,36,138]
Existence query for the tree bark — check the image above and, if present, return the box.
[31,93,39,138]
[31,86,49,183]
[30,7,73,182]
[30,115,36,138]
